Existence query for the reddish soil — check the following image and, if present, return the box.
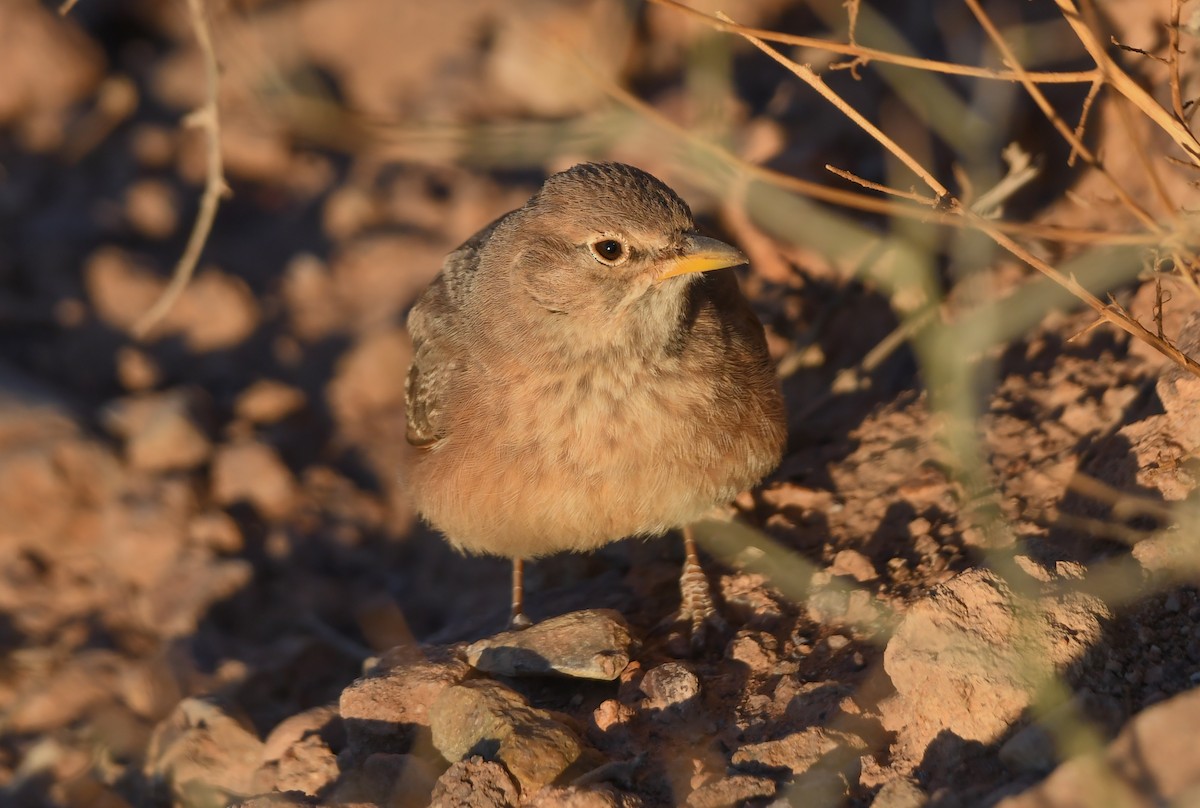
[1,1,1198,807]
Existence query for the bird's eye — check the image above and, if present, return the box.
[589,238,628,265]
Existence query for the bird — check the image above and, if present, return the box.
[404,162,786,647]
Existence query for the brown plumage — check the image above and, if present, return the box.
[404,162,786,641]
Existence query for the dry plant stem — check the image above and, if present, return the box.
[725,13,1200,380]
[963,0,1161,232]
[1169,0,1186,123]
[638,4,1154,246]
[1056,0,1200,163]
[133,0,227,339]
[825,165,938,205]
[648,0,1099,84]
[1173,251,1200,301]
[1113,94,1176,215]
[718,12,950,199]
[978,219,1200,378]
[1068,79,1103,166]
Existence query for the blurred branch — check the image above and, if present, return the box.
[649,0,1100,84]
[132,0,228,339]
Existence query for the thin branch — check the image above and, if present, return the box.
[718,12,949,200]
[647,0,1100,84]
[133,0,227,339]
[825,165,939,206]
[630,1,1157,246]
[1068,78,1103,167]
[723,8,1200,380]
[1168,0,1187,123]
[1055,0,1200,163]
[963,0,1161,232]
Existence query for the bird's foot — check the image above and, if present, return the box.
[659,560,728,656]
[507,610,533,631]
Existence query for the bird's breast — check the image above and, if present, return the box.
[409,339,784,558]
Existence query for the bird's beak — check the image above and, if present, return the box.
[656,235,748,282]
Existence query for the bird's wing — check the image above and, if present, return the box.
[404,212,512,447]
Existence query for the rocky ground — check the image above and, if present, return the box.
[2,0,1200,806]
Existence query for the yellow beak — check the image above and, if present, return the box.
[656,235,748,281]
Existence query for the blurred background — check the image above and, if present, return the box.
[1,0,1198,805]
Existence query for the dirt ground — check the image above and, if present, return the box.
[2,0,1200,806]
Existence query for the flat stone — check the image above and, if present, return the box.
[103,390,212,472]
[731,726,866,779]
[466,609,633,681]
[235,380,306,424]
[145,697,264,803]
[339,649,470,759]
[430,679,584,794]
[687,774,776,807]
[870,778,928,808]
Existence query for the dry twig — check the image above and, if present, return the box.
[132,0,228,338]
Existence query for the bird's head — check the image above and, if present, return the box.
[478,163,746,340]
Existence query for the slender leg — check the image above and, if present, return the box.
[509,558,533,629]
[678,525,726,651]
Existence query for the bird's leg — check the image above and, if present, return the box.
[509,558,533,630]
[677,525,728,652]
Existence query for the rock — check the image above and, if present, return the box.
[145,697,264,805]
[870,778,928,808]
[103,390,212,472]
[168,269,262,352]
[639,663,701,713]
[261,706,340,764]
[237,793,317,807]
[85,251,259,350]
[234,380,306,425]
[686,774,776,807]
[829,548,877,582]
[115,346,161,391]
[84,248,167,334]
[141,557,254,638]
[339,649,471,759]
[530,785,642,808]
[1156,311,1200,451]
[282,254,343,342]
[268,733,340,797]
[995,686,1200,808]
[466,610,633,680]
[430,757,519,808]
[430,679,585,794]
[327,327,412,427]
[211,441,298,520]
[188,509,245,553]
[484,0,634,117]
[125,178,179,239]
[731,726,866,780]
[999,697,1088,774]
[4,650,122,734]
[882,569,1107,753]
[726,631,777,670]
[329,234,447,330]
[328,752,438,808]
[0,0,104,150]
